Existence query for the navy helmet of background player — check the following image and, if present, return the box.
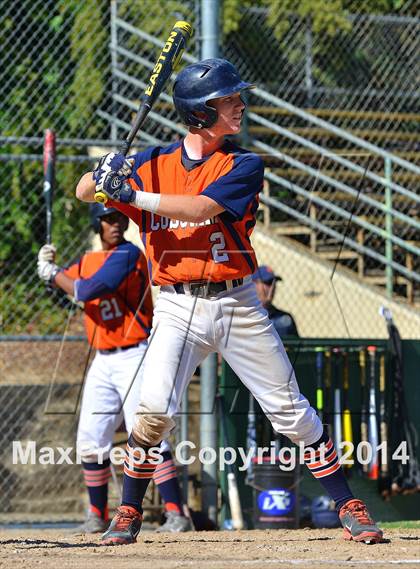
[252,265,299,337]
[90,202,121,231]
[75,58,383,546]
[37,204,191,534]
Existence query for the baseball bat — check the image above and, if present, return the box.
[246,392,257,485]
[342,350,353,468]
[94,20,193,204]
[217,393,244,530]
[332,348,342,458]
[359,349,369,475]
[43,129,56,244]
[315,347,324,424]
[379,352,388,478]
[367,345,379,480]
[324,350,332,437]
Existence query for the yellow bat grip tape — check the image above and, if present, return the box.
[174,21,193,36]
[94,191,108,204]
[316,389,323,411]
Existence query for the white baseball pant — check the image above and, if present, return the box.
[77,341,170,461]
[135,278,323,447]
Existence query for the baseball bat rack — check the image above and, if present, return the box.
[224,338,418,512]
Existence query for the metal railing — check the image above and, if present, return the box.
[246,87,419,300]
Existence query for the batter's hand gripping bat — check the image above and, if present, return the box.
[94,20,193,204]
[217,393,244,530]
[43,129,56,244]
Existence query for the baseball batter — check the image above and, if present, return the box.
[75,58,383,545]
[37,204,191,533]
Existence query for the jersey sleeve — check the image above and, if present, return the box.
[75,245,140,302]
[62,260,81,280]
[201,153,264,220]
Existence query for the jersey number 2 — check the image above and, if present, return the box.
[210,232,229,263]
[100,298,123,321]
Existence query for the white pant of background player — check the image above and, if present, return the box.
[77,342,170,461]
[135,278,323,447]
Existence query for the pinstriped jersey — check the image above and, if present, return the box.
[62,241,153,350]
[109,139,264,285]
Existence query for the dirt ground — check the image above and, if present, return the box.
[0,528,419,569]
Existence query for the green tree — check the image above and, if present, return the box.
[222,0,411,40]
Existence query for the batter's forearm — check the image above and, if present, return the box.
[53,271,75,296]
[147,194,224,223]
[76,172,96,202]
[78,165,224,221]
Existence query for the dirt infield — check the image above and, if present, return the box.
[0,528,419,569]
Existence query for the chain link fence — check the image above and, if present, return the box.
[1,0,419,521]
[0,151,96,520]
[225,8,419,151]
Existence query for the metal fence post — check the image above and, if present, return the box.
[201,0,219,59]
[194,0,202,57]
[200,354,218,524]
[110,0,118,143]
[384,157,393,298]
[305,16,313,107]
[180,386,190,505]
[199,0,219,526]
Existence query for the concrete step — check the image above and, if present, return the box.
[268,167,420,184]
[270,223,312,236]
[249,125,420,143]
[317,249,360,260]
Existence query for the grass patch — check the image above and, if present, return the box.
[380,520,420,529]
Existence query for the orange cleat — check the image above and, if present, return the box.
[339,499,383,544]
[101,505,142,546]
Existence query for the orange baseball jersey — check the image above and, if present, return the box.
[109,139,264,285]
[62,241,153,350]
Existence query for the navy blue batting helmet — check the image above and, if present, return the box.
[173,58,254,128]
[89,202,126,233]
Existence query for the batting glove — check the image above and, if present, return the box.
[93,152,135,203]
[38,244,56,263]
[37,245,60,284]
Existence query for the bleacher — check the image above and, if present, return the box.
[245,102,420,306]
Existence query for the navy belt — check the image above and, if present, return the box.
[99,342,141,355]
[173,278,244,297]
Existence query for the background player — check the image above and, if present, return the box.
[75,58,383,546]
[37,203,191,533]
[252,265,299,337]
